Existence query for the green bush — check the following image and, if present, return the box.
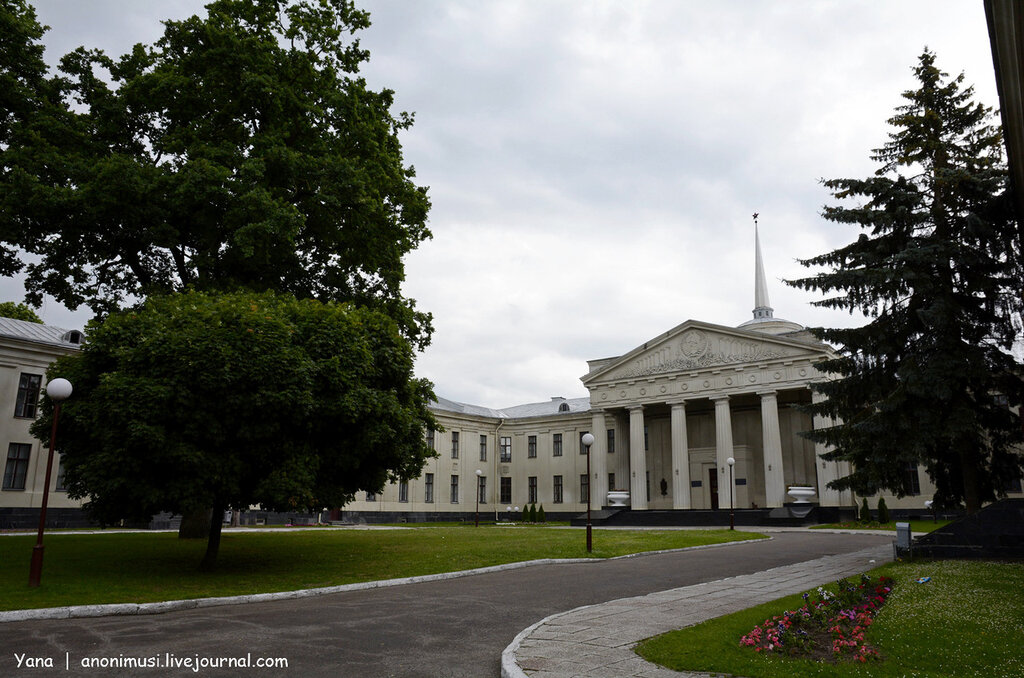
[859,497,872,522]
[877,497,890,524]
[528,503,537,522]
[538,505,546,523]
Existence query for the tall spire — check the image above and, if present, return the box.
[752,212,774,321]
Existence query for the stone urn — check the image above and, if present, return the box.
[607,490,630,507]
[787,486,816,504]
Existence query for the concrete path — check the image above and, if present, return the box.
[502,542,892,678]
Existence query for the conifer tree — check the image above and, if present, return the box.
[788,50,1024,514]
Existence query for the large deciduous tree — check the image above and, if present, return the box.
[0,0,432,348]
[33,291,437,566]
[788,50,1024,514]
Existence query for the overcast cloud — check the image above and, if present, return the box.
[17,1,1001,408]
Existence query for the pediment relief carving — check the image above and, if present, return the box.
[599,328,814,381]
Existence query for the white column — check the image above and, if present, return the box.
[670,401,691,509]
[590,410,608,508]
[759,390,786,508]
[712,396,733,510]
[812,389,849,507]
[628,405,648,510]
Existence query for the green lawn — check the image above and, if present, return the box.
[811,519,951,533]
[636,559,1024,678]
[0,526,762,611]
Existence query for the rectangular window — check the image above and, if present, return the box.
[644,425,649,451]
[904,463,921,496]
[553,475,563,503]
[424,473,434,503]
[607,428,615,453]
[553,433,562,457]
[580,474,589,503]
[500,477,512,504]
[500,436,512,463]
[480,434,487,462]
[646,470,650,501]
[579,431,590,454]
[528,435,537,459]
[2,443,31,490]
[1005,475,1023,493]
[451,431,459,459]
[365,491,376,502]
[426,428,435,450]
[55,454,66,492]
[478,475,487,504]
[528,476,537,504]
[608,472,615,491]
[398,480,409,503]
[14,373,42,418]
[450,475,459,504]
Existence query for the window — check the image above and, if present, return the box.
[478,475,487,504]
[579,431,590,454]
[528,435,537,458]
[55,454,66,492]
[398,481,409,503]
[365,491,376,502]
[14,373,42,418]
[558,402,570,413]
[480,434,487,462]
[608,472,615,491]
[450,475,459,503]
[646,470,650,501]
[426,429,435,450]
[451,431,459,459]
[3,443,31,490]
[644,425,649,451]
[500,436,512,463]
[500,477,512,504]
[424,473,434,503]
[1005,475,1023,493]
[528,476,537,504]
[553,433,562,457]
[580,474,589,503]
[904,463,921,496]
[607,429,615,453]
[553,475,563,503]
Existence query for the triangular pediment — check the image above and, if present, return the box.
[583,320,829,384]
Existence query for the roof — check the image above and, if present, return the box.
[0,316,83,349]
[431,395,590,420]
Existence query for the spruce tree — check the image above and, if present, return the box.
[788,50,1024,514]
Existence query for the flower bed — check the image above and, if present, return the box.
[739,574,894,663]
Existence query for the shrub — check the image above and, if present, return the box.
[877,497,890,524]
[859,497,872,523]
[538,505,546,523]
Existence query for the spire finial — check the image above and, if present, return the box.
[752,213,774,321]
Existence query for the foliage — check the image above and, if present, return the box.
[31,290,437,564]
[859,498,872,523]
[876,498,890,524]
[527,503,537,522]
[787,50,1024,513]
[0,300,41,323]
[538,505,546,523]
[0,0,432,347]
[739,574,894,662]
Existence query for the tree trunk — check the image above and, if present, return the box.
[201,503,225,569]
[178,508,211,539]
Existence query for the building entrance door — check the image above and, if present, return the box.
[708,467,719,510]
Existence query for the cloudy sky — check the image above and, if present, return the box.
[19,0,1001,408]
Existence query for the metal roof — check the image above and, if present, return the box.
[431,395,590,420]
[0,316,83,349]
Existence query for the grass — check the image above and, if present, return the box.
[0,526,762,611]
[810,519,951,533]
[636,559,1024,678]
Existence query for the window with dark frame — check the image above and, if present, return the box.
[365,491,376,502]
[426,428,435,450]
[553,433,562,457]
[398,480,409,503]
[425,473,434,503]
[528,476,537,504]
[2,443,31,490]
[553,475,563,503]
[14,373,42,418]
[580,474,589,503]
[579,431,590,454]
[451,431,459,459]
[608,472,615,491]
[904,462,921,496]
[607,428,615,453]
[480,434,487,462]
[500,477,512,504]
[528,435,537,458]
[478,475,487,504]
[55,454,66,492]
[450,474,459,503]
[500,436,511,463]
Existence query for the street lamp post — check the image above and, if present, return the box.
[475,469,483,527]
[726,456,735,531]
[581,432,595,553]
[29,378,73,588]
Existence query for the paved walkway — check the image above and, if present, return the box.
[502,542,892,678]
